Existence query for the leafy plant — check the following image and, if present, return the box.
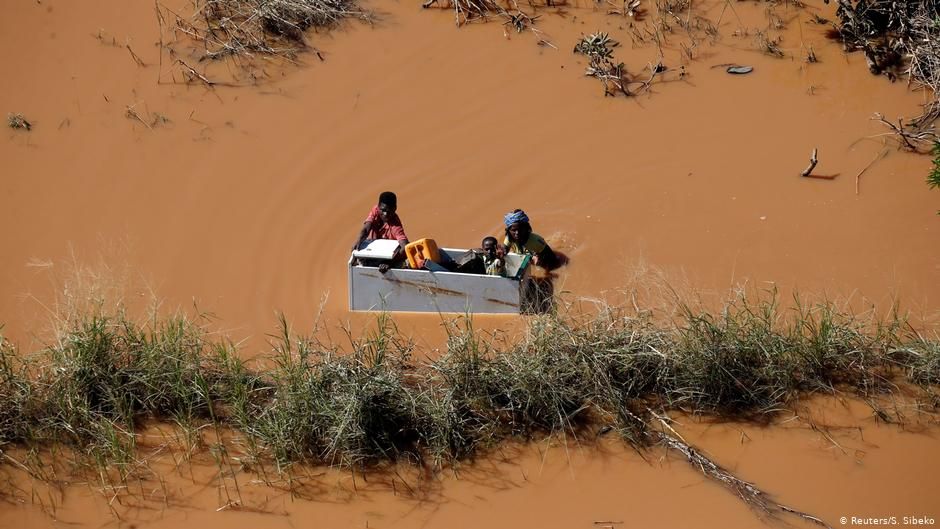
[573,33,630,96]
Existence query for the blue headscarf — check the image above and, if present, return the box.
[504,209,530,227]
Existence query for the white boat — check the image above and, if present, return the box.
[348,247,536,314]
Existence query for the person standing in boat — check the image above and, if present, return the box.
[353,191,409,271]
[501,209,561,270]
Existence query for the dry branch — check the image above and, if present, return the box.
[176,59,215,87]
[125,105,153,130]
[801,148,818,177]
[872,113,939,152]
[125,44,146,67]
[648,411,832,528]
[855,149,889,195]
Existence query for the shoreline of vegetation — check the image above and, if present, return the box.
[1,292,938,524]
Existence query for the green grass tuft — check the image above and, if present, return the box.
[930,141,940,195]
[0,291,937,479]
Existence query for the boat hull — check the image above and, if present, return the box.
[348,249,530,314]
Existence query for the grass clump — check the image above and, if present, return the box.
[7,309,263,477]
[789,300,896,393]
[40,313,239,430]
[160,0,372,63]
[892,333,940,387]
[424,323,498,463]
[0,330,32,447]
[666,297,797,415]
[909,342,940,387]
[251,315,434,470]
[1,290,939,520]
[5,291,935,465]
[449,337,592,435]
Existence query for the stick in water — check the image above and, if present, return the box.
[801,148,818,177]
[855,149,889,195]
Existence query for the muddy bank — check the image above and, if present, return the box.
[1,0,938,351]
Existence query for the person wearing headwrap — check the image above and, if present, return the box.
[501,209,560,270]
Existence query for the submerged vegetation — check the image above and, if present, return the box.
[932,141,940,213]
[834,1,940,152]
[1,291,938,522]
[420,0,553,47]
[574,33,631,96]
[931,141,940,188]
[156,0,372,84]
[6,113,31,131]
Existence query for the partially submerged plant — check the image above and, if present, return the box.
[421,0,554,47]
[250,313,436,469]
[574,33,631,96]
[930,141,940,213]
[834,1,940,146]
[756,30,784,58]
[607,0,643,18]
[930,141,940,190]
[805,44,818,63]
[157,0,373,78]
[0,330,32,446]
[7,113,31,131]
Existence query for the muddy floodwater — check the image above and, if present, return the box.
[1,0,939,527]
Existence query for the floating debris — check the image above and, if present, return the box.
[726,65,753,75]
[7,113,32,131]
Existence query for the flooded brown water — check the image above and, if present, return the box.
[1,0,938,349]
[1,0,940,526]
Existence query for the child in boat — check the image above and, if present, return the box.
[352,191,409,273]
[501,209,560,270]
[481,236,505,277]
